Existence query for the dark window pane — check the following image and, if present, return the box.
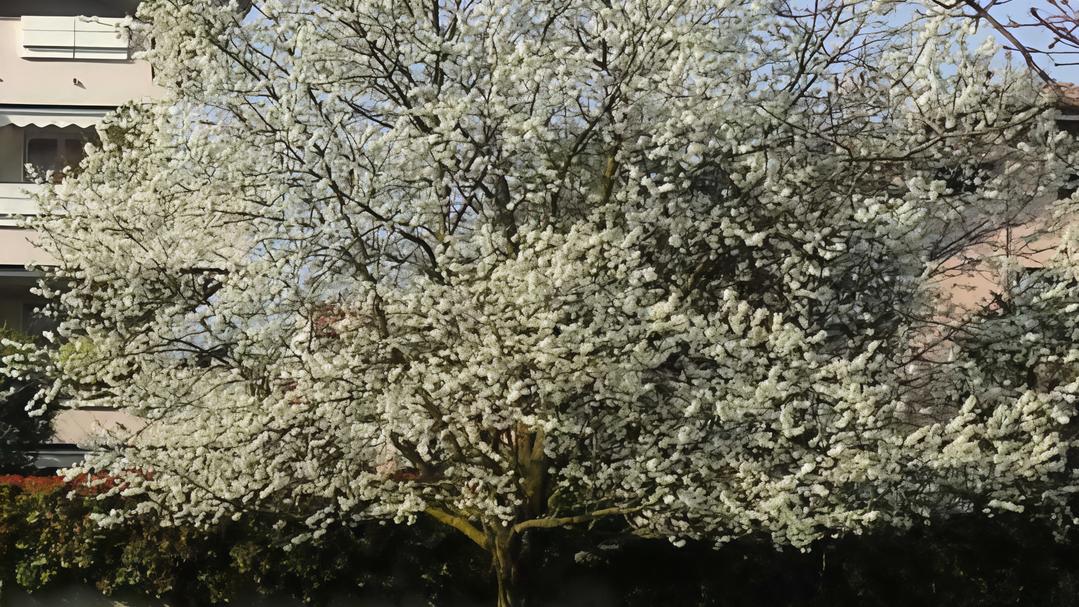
[22,301,56,341]
[23,133,92,182]
[63,139,85,167]
[25,138,58,178]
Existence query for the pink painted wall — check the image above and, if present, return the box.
[935,219,1061,312]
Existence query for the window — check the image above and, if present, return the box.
[21,301,55,339]
[23,128,94,182]
[1012,266,1052,301]
[933,162,997,195]
[1057,118,1079,199]
[1060,174,1079,200]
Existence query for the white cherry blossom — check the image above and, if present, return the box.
[11,1,1079,605]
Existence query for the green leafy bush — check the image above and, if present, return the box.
[0,476,484,605]
[3,475,1079,606]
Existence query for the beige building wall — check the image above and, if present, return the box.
[0,18,159,107]
[0,228,55,266]
[52,409,145,446]
[0,1,158,460]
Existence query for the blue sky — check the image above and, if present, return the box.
[784,1,1079,82]
[962,1,1079,82]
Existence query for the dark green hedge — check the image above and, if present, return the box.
[0,477,485,605]
[2,477,1079,606]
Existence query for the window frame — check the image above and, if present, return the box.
[22,126,93,182]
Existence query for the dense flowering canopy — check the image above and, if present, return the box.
[14,0,1079,588]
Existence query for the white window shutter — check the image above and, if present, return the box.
[20,16,76,59]
[74,17,129,60]
[20,16,129,61]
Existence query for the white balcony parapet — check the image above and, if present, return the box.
[0,182,41,223]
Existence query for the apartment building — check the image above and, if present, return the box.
[0,0,156,469]
[936,89,1079,315]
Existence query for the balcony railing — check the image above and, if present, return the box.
[0,182,42,224]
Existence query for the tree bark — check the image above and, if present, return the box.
[492,530,523,607]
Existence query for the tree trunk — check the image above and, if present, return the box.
[493,530,523,607]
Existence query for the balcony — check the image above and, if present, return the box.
[0,182,41,221]
[0,122,96,224]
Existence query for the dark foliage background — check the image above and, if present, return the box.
[0,329,53,474]
[2,476,1079,606]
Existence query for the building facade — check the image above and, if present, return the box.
[0,0,155,469]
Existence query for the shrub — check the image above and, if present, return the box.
[2,473,1079,606]
[0,474,485,605]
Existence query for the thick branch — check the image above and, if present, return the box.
[511,506,640,534]
[425,507,489,549]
